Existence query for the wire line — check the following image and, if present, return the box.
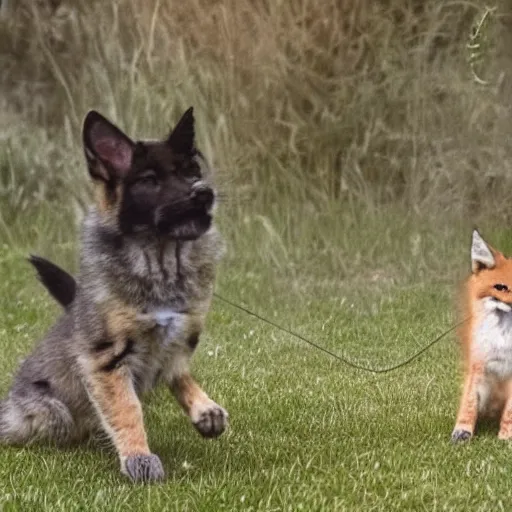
[214,293,467,374]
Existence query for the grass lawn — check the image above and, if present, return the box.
[0,2,509,509]
[0,235,510,512]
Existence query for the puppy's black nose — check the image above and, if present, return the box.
[192,188,214,209]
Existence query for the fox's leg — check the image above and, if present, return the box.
[164,333,228,438]
[498,380,512,440]
[82,362,164,483]
[0,382,76,445]
[451,362,485,443]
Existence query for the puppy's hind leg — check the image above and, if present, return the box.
[0,382,76,445]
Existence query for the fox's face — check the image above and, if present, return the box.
[470,230,512,312]
[82,107,215,240]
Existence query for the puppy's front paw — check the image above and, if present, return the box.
[122,453,165,483]
[191,401,229,439]
[451,429,472,444]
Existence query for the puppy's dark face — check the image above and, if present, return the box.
[82,108,215,240]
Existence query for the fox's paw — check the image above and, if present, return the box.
[451,429,472,444]
[192,401,229,439]
[498,428,512,440]
[122,453,165,483]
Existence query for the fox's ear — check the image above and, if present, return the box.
[167,107,195,155]
[82,111,135,182]
[471,229,496,273]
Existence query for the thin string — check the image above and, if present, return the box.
[213,293,468,374]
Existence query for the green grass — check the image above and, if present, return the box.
[0,233,510,511]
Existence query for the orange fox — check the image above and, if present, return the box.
[452,230,512,442]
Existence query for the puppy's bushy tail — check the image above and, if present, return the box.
[28,255,77,309]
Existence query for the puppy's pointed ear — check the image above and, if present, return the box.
[82,111,135,182]
[167,107,195,155]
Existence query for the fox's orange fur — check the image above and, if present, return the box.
[452,230,512,442]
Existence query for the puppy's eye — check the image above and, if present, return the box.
[181,163,201,179]
[137,172,158,187]
[494,283,509,292]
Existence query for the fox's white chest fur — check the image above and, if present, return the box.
[473,297,512,380]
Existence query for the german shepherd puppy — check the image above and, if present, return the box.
[0,108,227,482]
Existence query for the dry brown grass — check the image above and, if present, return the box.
[0,0,509,283]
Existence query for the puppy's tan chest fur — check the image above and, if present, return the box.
[90,300,199,393]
